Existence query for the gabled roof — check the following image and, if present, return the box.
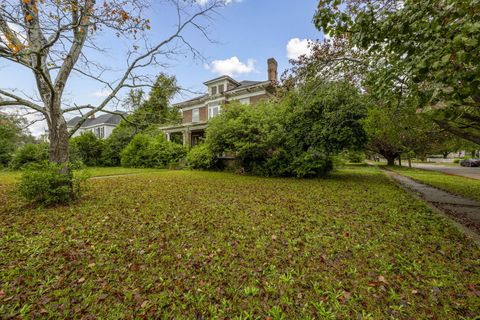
[67,113,123,128]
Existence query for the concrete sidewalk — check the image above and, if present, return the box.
[384,169,480,243]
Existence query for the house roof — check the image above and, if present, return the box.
[173,79,270,107]
[203,75,240,86]
[67,113,123,128]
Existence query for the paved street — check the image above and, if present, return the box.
[411,163,480,180]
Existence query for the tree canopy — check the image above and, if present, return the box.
[314,0,480,145]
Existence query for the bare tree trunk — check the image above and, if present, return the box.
[46,101,70,166]
[398,156,402,167]
[408,156,412,168]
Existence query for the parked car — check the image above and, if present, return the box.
[460,158,480,167]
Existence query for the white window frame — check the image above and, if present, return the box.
[208,103,221,119]
[192,108,200,122]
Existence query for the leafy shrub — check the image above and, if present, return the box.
[345,150,365,163]
[186,143,217,170]
[120,134,152,168]
[291,149,333,178]
[10,143,48,170]
[121,133,186,168]
[16,161,88,205]
[204,81,366,178]
[453,158,460,164]
[101,126,136,166]
[70,131,104,166]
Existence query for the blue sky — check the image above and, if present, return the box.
[0,0,323,135]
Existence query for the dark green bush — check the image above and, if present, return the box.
[121,133,186,168]
[186,143,217,170]
[345,150,365,163]
[149,135,186,168]
[10,143,49,170]
[204,81,366,177]
[291,149,333,178]
[69,132,104,166]
[16,162,88,205]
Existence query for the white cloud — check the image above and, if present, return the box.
[205,56,256,76]
[91,89,112,97]
[286,38,314,60]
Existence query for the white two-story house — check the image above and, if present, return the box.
[160,58,278,147]
[67,113,123,139]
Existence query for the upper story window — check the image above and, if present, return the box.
[208,103,221,119]
[218,84,225,94]
[93,126,105,138]
[211,86,217,95]
[192,108,200,122]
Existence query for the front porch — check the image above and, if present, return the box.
[160,122,207,148]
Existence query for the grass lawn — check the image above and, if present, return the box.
[0,167,162,185]
[1,166,479,318]
[387,166,480,203]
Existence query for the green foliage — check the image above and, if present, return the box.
[2,166,480,318]
[0,113,34,167]
[186,143,217,170]
[9,143,49,170]
[314,0,480,145]
[205,81,366,177]
[120,133,186,168]
[101,73,181,166]
[344,150,365,163]
[16,162,88,205]
[69,131,104,166]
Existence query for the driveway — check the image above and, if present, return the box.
[411,163,480,180]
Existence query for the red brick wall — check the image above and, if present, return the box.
[250,94,269,104]
[183,109,192,123]
[199,107,208,121]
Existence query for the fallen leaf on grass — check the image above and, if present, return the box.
[77,277,85,283]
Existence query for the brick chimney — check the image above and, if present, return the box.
[267,58,278,82]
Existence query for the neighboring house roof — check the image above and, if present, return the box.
[67,113,123,128]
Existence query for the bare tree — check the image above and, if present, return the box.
[0,0,224,165]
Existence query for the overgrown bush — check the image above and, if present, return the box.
[9,143,49,170]
[16,161,88,205]
[186,143,217,170]
[70,131,104,166]
[121,133,186,168]
[204,81,366,178]
[120,134,152,168]
[150,135,186,168]
[344,150,365,163]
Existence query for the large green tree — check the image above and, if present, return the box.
[101,73,180,166]
[314,0,480,144]
[0,112,33,167]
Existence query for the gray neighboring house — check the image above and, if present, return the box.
[67,113,123,139]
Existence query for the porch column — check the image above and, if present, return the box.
[166,132,171,141]
[182,129,191,147]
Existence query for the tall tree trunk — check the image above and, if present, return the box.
[47,102,70,165]
[386,156,396,166]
